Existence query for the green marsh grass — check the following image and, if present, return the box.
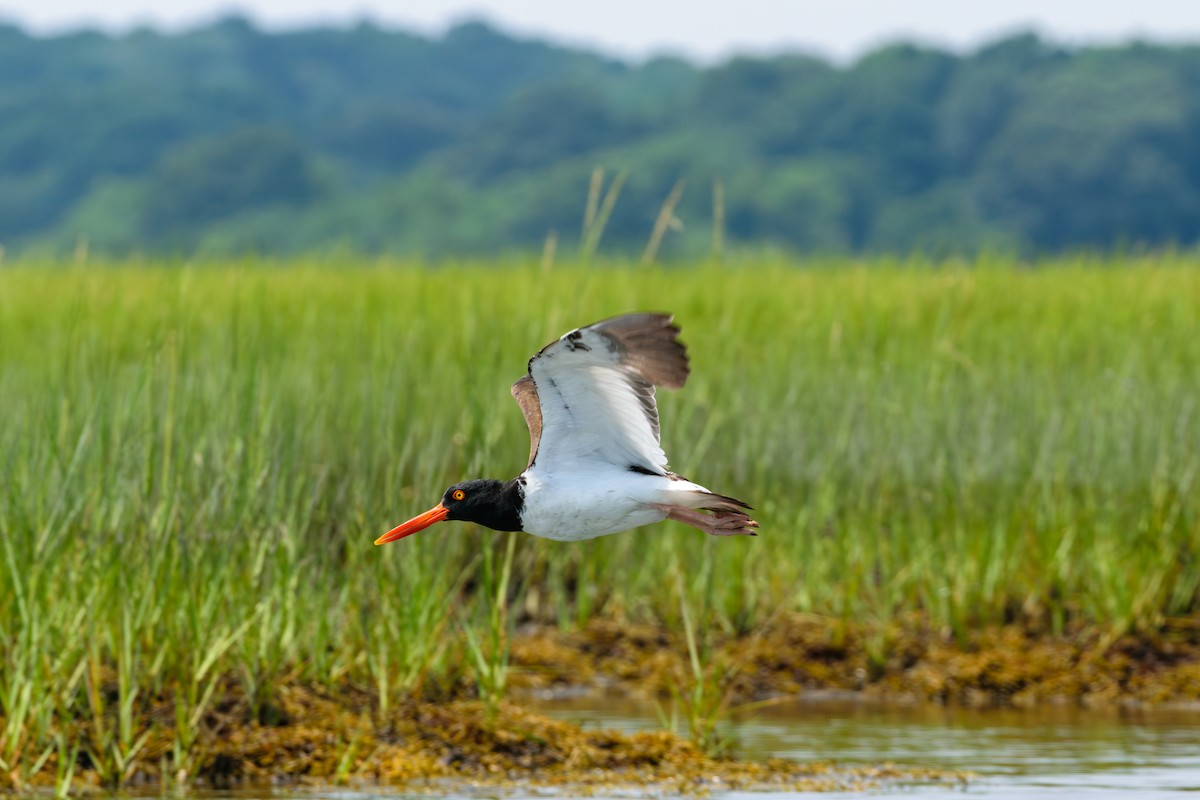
[657,591,739,756]
[461,534,518,723]
[0,255,1198,786]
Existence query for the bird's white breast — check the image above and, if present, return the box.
[518,463,674,541]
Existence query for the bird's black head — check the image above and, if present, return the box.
[375,478,524,545]
[440,479,523,531]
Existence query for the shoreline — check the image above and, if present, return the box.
[22,692,965,794]
[13,615,1200,794]
[511,616,1200,709]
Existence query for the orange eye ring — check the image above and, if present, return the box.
[452,489,466,501]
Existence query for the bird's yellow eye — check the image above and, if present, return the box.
[452,489,466,501]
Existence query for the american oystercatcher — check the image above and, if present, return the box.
[375,313,758,544]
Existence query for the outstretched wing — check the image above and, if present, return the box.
[510,313,690,475]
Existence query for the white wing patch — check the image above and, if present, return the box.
[529,326,669,475]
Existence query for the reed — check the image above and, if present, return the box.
[579,169,627,260]
[642,179,686,265]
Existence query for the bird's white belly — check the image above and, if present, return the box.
[519,467,671,541]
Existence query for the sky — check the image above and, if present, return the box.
[3,0,1200,61]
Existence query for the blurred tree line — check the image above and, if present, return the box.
[2,17,1200,257]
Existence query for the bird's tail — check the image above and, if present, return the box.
[693,490,753,514]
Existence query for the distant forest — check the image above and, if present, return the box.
[3,18,1200,257]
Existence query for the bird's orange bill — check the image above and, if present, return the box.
[375,503,450,545]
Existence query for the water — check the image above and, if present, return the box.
[534,694,1200,798]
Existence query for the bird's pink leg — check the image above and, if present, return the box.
[650,504,759,536]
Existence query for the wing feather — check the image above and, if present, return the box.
[510,375,543,470]
[510,313,690,475]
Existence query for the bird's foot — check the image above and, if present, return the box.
[652,504,760,537]
[705,516,759,536]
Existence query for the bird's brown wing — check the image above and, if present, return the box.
[511,312,690,474]
[511,374,543,470]
[566,312,689,445]
[579,312,690,389]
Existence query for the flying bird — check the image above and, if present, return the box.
[375,313,758,544]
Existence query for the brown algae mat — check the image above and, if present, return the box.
[511,614,1200,707]
[33,688,962,793]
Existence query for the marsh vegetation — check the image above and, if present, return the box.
[0,257,1197,790]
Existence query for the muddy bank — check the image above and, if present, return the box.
[28,687,960,793]
[511,615,1200,707]
[17,614,1200,793]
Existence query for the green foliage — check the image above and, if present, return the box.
[975,49,1200,247]
[3,21,1200,255]
[143,127,324,238]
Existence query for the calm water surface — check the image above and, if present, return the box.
[113,695,1200,799]
[534,695,1200,798]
